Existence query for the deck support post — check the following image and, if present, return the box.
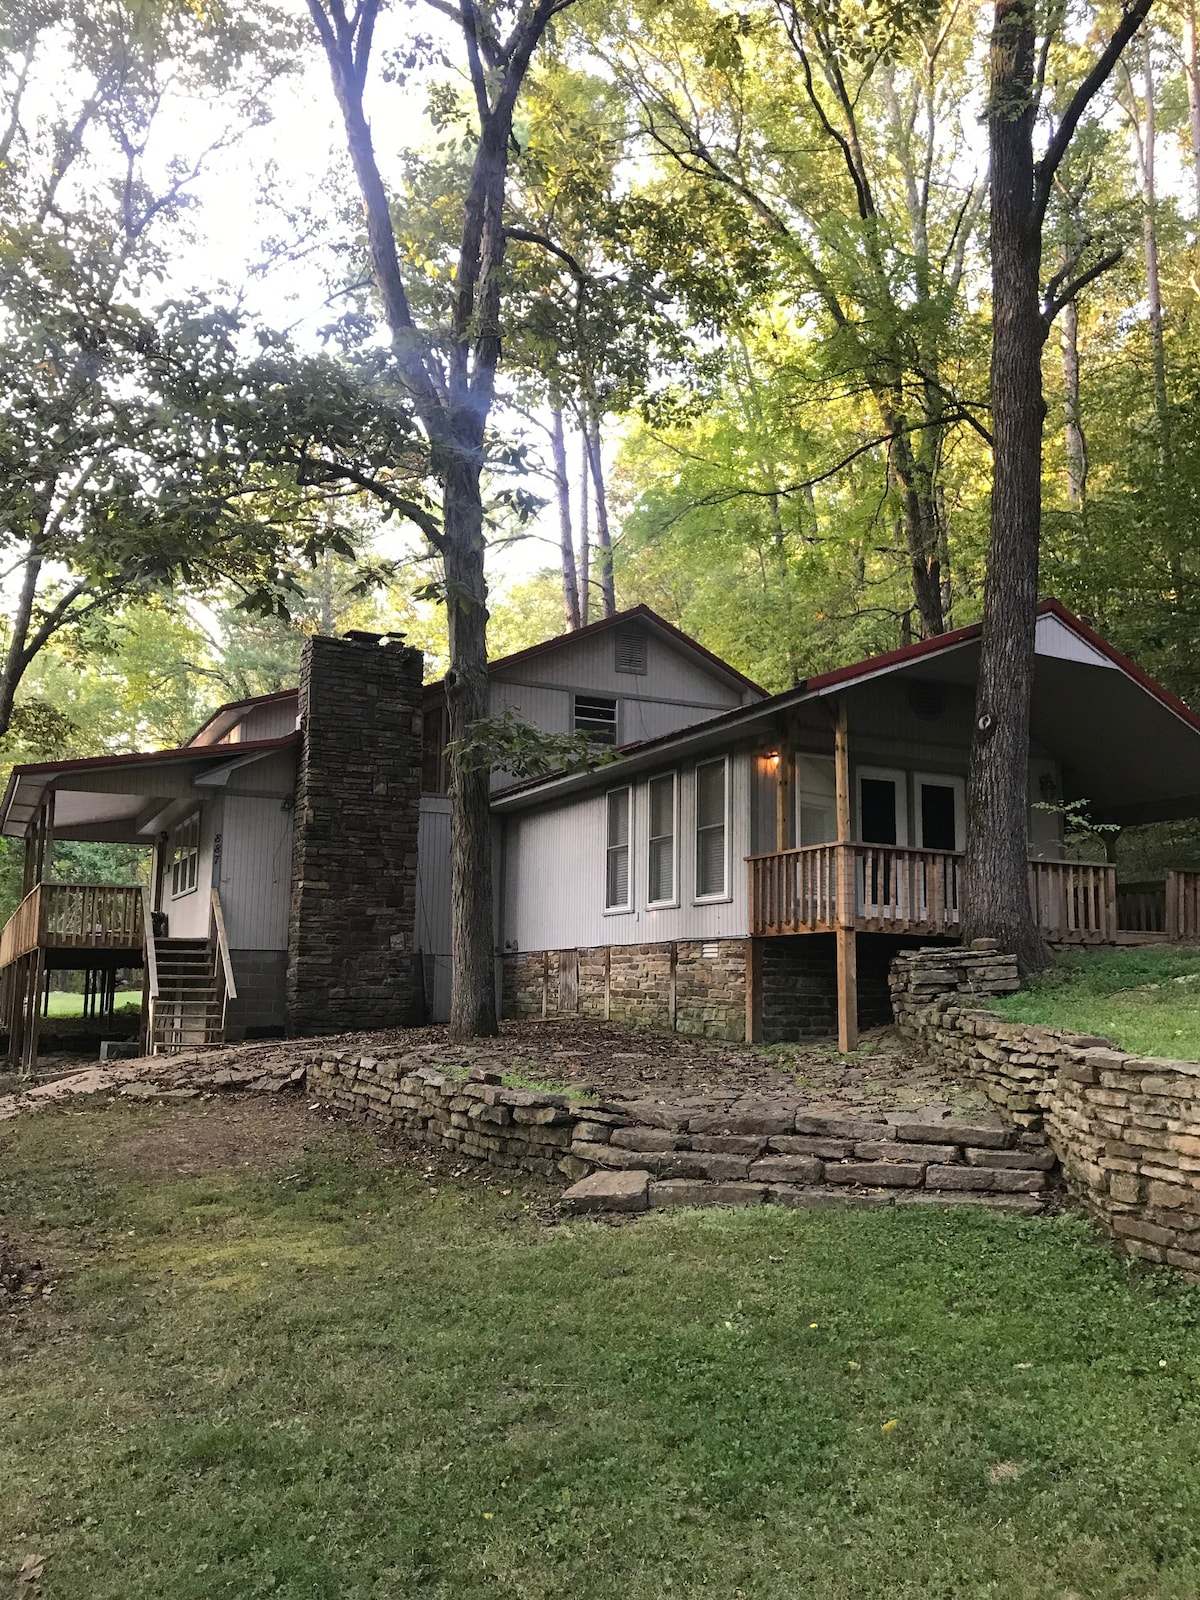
[834,697,858,1053]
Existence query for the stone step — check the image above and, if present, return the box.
[560,1170,1046,1217]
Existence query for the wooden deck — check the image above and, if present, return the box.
[0,882,144,968]
[748,844,1200,944]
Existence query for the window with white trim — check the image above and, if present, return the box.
[170,812,200,898]
[605,787,632,911]
[647,773,677,905]
[574,693,618,745]
[694,758,728,899]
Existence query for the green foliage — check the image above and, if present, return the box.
[4,1101,1200,1596]
[450,707,618,779]
[993,946,1200,1059]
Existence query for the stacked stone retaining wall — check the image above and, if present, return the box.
[891,944,1200,1279]
[308,1049,1051,1212]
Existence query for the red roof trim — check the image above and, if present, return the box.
[423,603,767,699]
[800,598,1200,735]
[1037,598,1200,734]
[186,687,298,745]
[8,732,299,781]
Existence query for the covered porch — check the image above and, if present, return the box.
[0,743,255,1071]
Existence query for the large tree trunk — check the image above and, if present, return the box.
[1140,48,1170,464]
[0,551,42,738]
[585,407,616,617]
[1061,292,1087,506]
[440,446,498,1038]
[962,1,1049,973]
[577,426,590,625]
[551,405,581,630]
[1185,0,1200,212]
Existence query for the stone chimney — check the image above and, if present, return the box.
[286,633,424,1035]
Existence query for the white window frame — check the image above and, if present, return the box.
[170,811,201,900]
[693,756,731,903]
[855,765,909,847]
[646,771,679,909]
[913,771,966,853]
[604,786,633,914]
[574,692,619,746]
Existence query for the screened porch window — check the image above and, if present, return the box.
[170,813,200,899]
[695,758,728,899]
[605,787,632,911]
[647,773,677,906]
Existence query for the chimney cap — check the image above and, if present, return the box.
[342,629,408,646]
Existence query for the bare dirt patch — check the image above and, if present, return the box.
[139,1018,991,1113]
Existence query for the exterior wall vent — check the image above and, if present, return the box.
[908,680,946,721]
[701,941,720,959]
[615,625,648,675]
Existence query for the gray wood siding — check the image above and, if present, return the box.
[218,794,294,950]
[227,698,300,743]
[491,627,748,705]
[501,751,752,952]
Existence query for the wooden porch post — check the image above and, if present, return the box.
[834,696,858,1053]
[775,734,795,853]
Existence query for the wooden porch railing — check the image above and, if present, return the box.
[749,847,1200,944]
[749,843,961,936]
[0,882,145,970]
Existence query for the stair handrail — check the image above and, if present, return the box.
[141,886,158,1057]
[141,887,159,1000]
[209,889,237,1000]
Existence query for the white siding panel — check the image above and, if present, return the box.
[1035,613,1116,668]
[162,797,221,939]
[502,750,752,950]
[218,794,294,950]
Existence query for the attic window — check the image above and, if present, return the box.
[574,693,618,745]
[615,625,648,675]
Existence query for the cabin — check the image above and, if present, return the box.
[3,598,1199,1069]
[495,602,1200,1051]
[0,607,763,1067]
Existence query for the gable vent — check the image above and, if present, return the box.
[908,680,946,722]
[615,625,648,675]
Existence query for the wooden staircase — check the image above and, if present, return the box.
[143,891,237,1055]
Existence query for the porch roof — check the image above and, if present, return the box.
[490,602,1200,826]
[0,734,299,844]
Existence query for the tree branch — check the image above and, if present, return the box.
[1042,247,1124,324]
[1034,0,1155,226]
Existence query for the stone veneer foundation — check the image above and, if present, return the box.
[891,944,1200,1280]
[286,634,424,1035]
[503,933,938,1043]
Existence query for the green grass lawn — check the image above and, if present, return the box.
[43,990,141,1018]
[5,1099,1200,1600]
[992,945,1200,1058]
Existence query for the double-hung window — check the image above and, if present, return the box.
[605,787,632,911]
[647,773,677,906]
[694,758,728,900]
[170,812,200,899]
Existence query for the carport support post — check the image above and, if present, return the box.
[834,696,858,1053]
